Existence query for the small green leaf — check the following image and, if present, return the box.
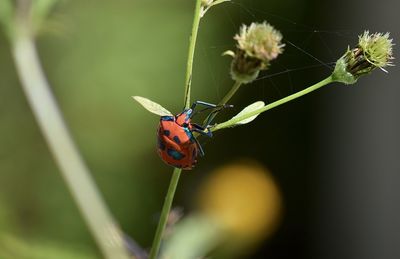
[222,50,235,57]
[132,96,173,117]
[201,0,231,17]
[231,101,265,125]
[210,0,231,7]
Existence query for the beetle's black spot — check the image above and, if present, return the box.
[192,149,196,157]
[161,116,174,121]
[167,148,185,160]
[163,130,170,136]
[158,138,166,150]
[173,136,181,144]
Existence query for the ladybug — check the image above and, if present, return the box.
[157,101,230,170]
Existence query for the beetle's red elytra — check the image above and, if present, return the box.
[156,101,231,170]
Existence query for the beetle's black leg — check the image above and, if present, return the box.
[191,101,218,110]
[192,101,232,111]
[191,123,207,131]
[203,104,234,127]
[192,124,211,156]
[192,123,213,137]
[193,137,205,157]
[189,101,219,119]
[190,101,233,120]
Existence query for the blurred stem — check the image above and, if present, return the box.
[11,21,131,259]
[161,214,224,258]
[150,0,203,258]
[212,75,334,131]
[183,0,203,109]
[149,168,181,259]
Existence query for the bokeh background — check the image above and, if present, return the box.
[0,0,399,258]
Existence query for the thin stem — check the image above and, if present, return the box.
[212,75,334,131]
[203,80,241,125]
[219,80,242,105]
[11,27,130,258]
[183,0,203,109]
[150,0,203,258]
[149,168,182,259]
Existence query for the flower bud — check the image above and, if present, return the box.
[230,22,284,84]
[332,31,394,84]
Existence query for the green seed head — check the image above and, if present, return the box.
[230,21,284,84]
[332,31,394,84]
[358,31,394,68]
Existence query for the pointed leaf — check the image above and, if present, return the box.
[201,0,231,17]
[210,0,231,7]
[222,50,235,57]
[231,101,265,125]
[132,96,173,117]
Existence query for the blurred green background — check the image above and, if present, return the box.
[0,0,399,258]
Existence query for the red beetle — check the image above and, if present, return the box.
[157,101,230,170]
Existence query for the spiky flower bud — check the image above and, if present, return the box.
[332,31,394,84]
[230,22,284,84]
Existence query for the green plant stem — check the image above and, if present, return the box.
[212,75,334,131]
[183,0,203,109]
[149,1,203,258]
[219,80,242,105]
[11,26,130,259]
[149,168,182,259]
[203,80,241,126]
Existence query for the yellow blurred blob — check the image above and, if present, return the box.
[197,161,282,244]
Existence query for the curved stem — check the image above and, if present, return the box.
[219,80,242,105]
[212,75,334,131]
[203,80,241,126]
[149,168,181,259]
[150,0,203,258]
[11,27,130,259]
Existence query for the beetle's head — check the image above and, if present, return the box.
[176,109,192,127]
